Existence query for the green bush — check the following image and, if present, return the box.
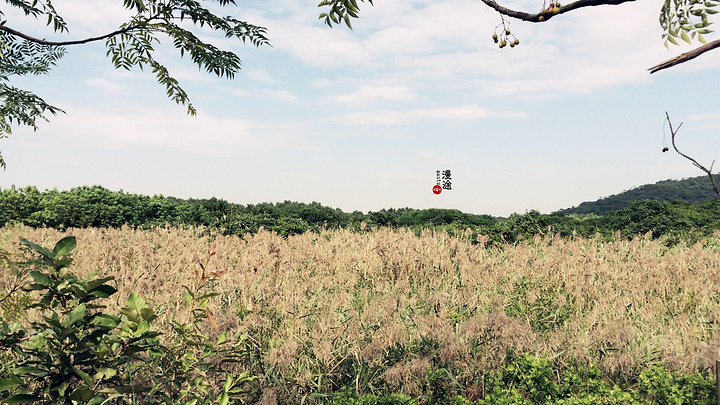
[0,236,254,404]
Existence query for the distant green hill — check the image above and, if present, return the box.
[558,174,720,215]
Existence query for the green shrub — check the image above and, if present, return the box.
[0,236,254,404]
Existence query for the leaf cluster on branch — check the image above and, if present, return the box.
[317,0,719,73]
[0,0,269,167]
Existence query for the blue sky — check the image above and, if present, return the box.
[2,0,719,217]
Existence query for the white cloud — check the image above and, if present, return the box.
[331,84,418,105]
[47,105,319,158]
[330,105,525,125]
[84,77,125,95]
[248,69,278,83]
[260,90,298,102]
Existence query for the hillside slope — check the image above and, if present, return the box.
[558,174,720,215]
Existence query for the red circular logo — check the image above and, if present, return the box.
[432,185,442,195]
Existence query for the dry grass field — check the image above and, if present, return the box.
[2,224,720,401]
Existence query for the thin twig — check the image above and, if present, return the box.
[666,111,720,199]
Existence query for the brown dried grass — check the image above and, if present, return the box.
[2,224,720,386]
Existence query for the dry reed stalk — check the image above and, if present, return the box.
[1,224,720,387]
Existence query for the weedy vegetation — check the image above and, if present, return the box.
[0,224,719,403]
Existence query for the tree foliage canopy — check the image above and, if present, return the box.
[0,0,270,168]
[318,0,719,73]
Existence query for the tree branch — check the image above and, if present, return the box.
[666,111,720,199]
[649,38,720,73]
[0,24,145,47]
[478,0,636,22]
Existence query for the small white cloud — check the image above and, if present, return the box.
[331,84,418,105]
[261,90,298,102]
[331,105,525,125]
[248,69,278,83]
[84,77,125,95]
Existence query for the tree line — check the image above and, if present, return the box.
[1,185,720,244]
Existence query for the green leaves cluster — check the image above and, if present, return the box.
[0,28,66,169]
[0,236,255,404]
[660,0,718,46]
[0,0,270,165]
[318,0,373,29]
[104,0,269,116]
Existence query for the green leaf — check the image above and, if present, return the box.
[126,293,147,311]
[3,394,43,403]
[13,366,49,377]
[52,236,76,257]
[63,303,86,327]
[680,29,692,43]
[93,367,117,382]
[88,284,118,299]
[69,384,94,402]
[667,34,679,45]
[217,332,227,345]
[29,270,53,287]
[223,374,233,392]
[134,320,150,337]
[699,33,707,43]
[91,313,120,328]
[20,238,54,260]
[0,375,22,391]
[74,367,94,386]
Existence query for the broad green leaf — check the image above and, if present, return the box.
[13,366,49,377]
[20,238,54,260]
[3,394,43,403]
[52,236,76,257]
[68,384,94,402]
[667,34,679,45]
[63,303,86,327]
[139,307,157,322]
[134,320,150,337]
[217,331,227,345]
[699,33,707,43]
[88,284,118,299]
[93,367,117,381]
[74,367,94,386]
[29,270,53,287]
[126,293,147,311]
[0,375,22,391]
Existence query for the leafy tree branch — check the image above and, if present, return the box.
[318,0,719,71]
[0,23,147,46]
[0,0,270,167]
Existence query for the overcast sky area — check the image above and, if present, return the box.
[1,0,719,217]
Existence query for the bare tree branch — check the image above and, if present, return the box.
[666,111,720,199]
[649,39,720,73]
[0,24,148,47]
[478,0,636,22]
